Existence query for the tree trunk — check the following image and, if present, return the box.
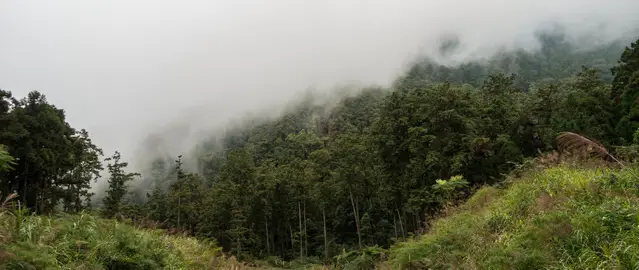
[22,162,28,207]
[403,209,408,238]
[396,208,405,239]
[289,223,294,253]
[265,214,270,255]
[349,190,362,250]
[393,214,398,239]
[177,195,181,229]
[279,221,284,258]
[323,207,328,263]
[298,201,303,259]
[303,200,308,258]
[236,232,241,258]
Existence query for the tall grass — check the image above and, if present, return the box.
[0,193,255,269]
[382,165,639,269]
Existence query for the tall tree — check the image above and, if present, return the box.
[102,151,140,218]
[166,155,207,233]
[61,129,104,212]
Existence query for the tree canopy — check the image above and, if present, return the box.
[0,90,104,213]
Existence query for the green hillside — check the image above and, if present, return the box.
[1,162,638,269]
[382,164,639,269]
[0,207,241,269]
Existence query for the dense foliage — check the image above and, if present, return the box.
[0,91,104,213]
[1,27,639,267]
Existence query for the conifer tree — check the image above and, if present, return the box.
[102,151,140,218]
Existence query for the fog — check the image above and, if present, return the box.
[1,1,638,188]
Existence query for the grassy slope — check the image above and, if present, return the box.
[2,165,638,269]
[382,166,639,269]
[0,211,252,269]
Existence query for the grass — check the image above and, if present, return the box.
[0,205,256,269]
[381,165,639,269]
[2,164,638,269]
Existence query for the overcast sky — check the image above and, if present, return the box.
[1,0,638,169]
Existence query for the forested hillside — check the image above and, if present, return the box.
[129,30,639,263]
[1,27,639,268]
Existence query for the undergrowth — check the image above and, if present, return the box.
[382,165,639,269]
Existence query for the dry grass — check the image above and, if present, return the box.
[0,192,18,244]
[556,132,612,160]
[0,192,18,214]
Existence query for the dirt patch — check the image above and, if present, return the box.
[535,191,554,211]
[0,249,15,264]
[534,191,567,212]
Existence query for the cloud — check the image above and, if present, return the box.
[0,0,637,177]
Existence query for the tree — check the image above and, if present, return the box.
[308,146,336,262]
[102,151,140,218]
[166,155,207,233]
[61,129,104,212]
[216,148,255,257]
[612,39,639,142]
[0,91,84,213]
[145,185,168,223]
